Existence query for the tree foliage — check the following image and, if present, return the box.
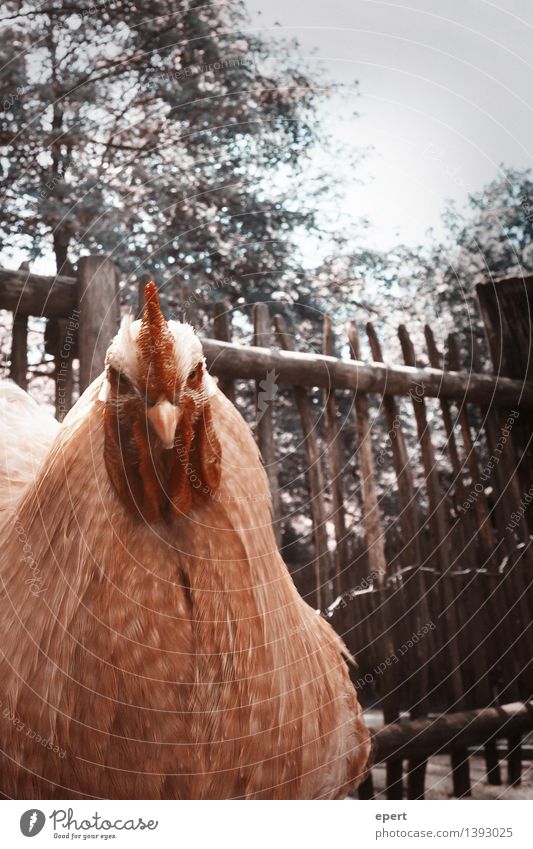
[313,166,533,356]
[0,0,343,311]
[436,167,533,322]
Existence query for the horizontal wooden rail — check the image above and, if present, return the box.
[1,264,531,408]
[0,267,76,318]
[202,339,533,409]
[371,702,533,763]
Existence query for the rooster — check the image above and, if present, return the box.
[0,283,370,799]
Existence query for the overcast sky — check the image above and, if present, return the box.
[5,0,532,274]
[246,0,533,249]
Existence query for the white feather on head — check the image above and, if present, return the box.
[105,314,141,383]
[98,312,214,400]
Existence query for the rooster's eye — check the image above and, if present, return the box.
[187,369,197,381]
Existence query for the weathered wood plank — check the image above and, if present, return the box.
[77,256,120,393]
[253,304,282,549]
[425,325,472,524]
[425,326,492,710]
[398,325,465,710]
[477,277,533,514]
[366,323,422,566]
[347,324,387,584]
[470,337,533,709]
[323,316,347,597]
[445,334,522,788]
[9,315,28,390]
[213,302,236,404]
[201,338,533,409]
[451,749,472,798]
[0,266,76,317]
[348,322,403,798]
[371,702,533,763]
[366,322,432,651]
[507,735,522,786]
[274,314,332,609]
[447,334,523,711]
[367,321,431,798]
[484,738,502,786]
[476,276,533,382]
[446,334,500,565]
[400,324,471,797]
[1,263,532,409]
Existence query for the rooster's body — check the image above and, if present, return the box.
[0,285,370,799]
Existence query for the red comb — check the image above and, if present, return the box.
[137,282,176,398]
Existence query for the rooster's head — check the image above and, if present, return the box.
[100,282,221,522]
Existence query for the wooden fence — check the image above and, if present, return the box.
[1,258,532,799]
[0,257,119,415]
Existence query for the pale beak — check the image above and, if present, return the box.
[147,400,179,449]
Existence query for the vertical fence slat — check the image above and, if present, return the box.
[366,322,433,650]
[274,314,332,609]
[447,332,519,691]
[348,322,403,799]
[471,336,531,785]
[446,334,500,566]
[476,277,533,514]
[366,323,422,570]
[9,315,28,390]
[77,255,120,393]
[357,770,375,799]
[447,333,513,786]
[323,316,347,598]
[398,324,465,701]
[425,325,476,544]
[213,301,236,404]
[252,304,282,549]
[399,324,471,798]
[347,323,387,584]
[451,750,472,798]
[470,337,532,555]
[507,737,522,786]
[471,336,533,649]
[366,321,431,799]
[425,326,493,708]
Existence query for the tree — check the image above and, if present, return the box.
[0,0,344,312]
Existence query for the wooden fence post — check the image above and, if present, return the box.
[9,315,28,390]
[347,322,404,799]
[253,303,282,548]
[477,276,533,528]
[323,316,347,598]
[213,301,236,404]
[275,314,333,610]
[366,321,432,799]
[398,323,472,798]
[77,256,120,392]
